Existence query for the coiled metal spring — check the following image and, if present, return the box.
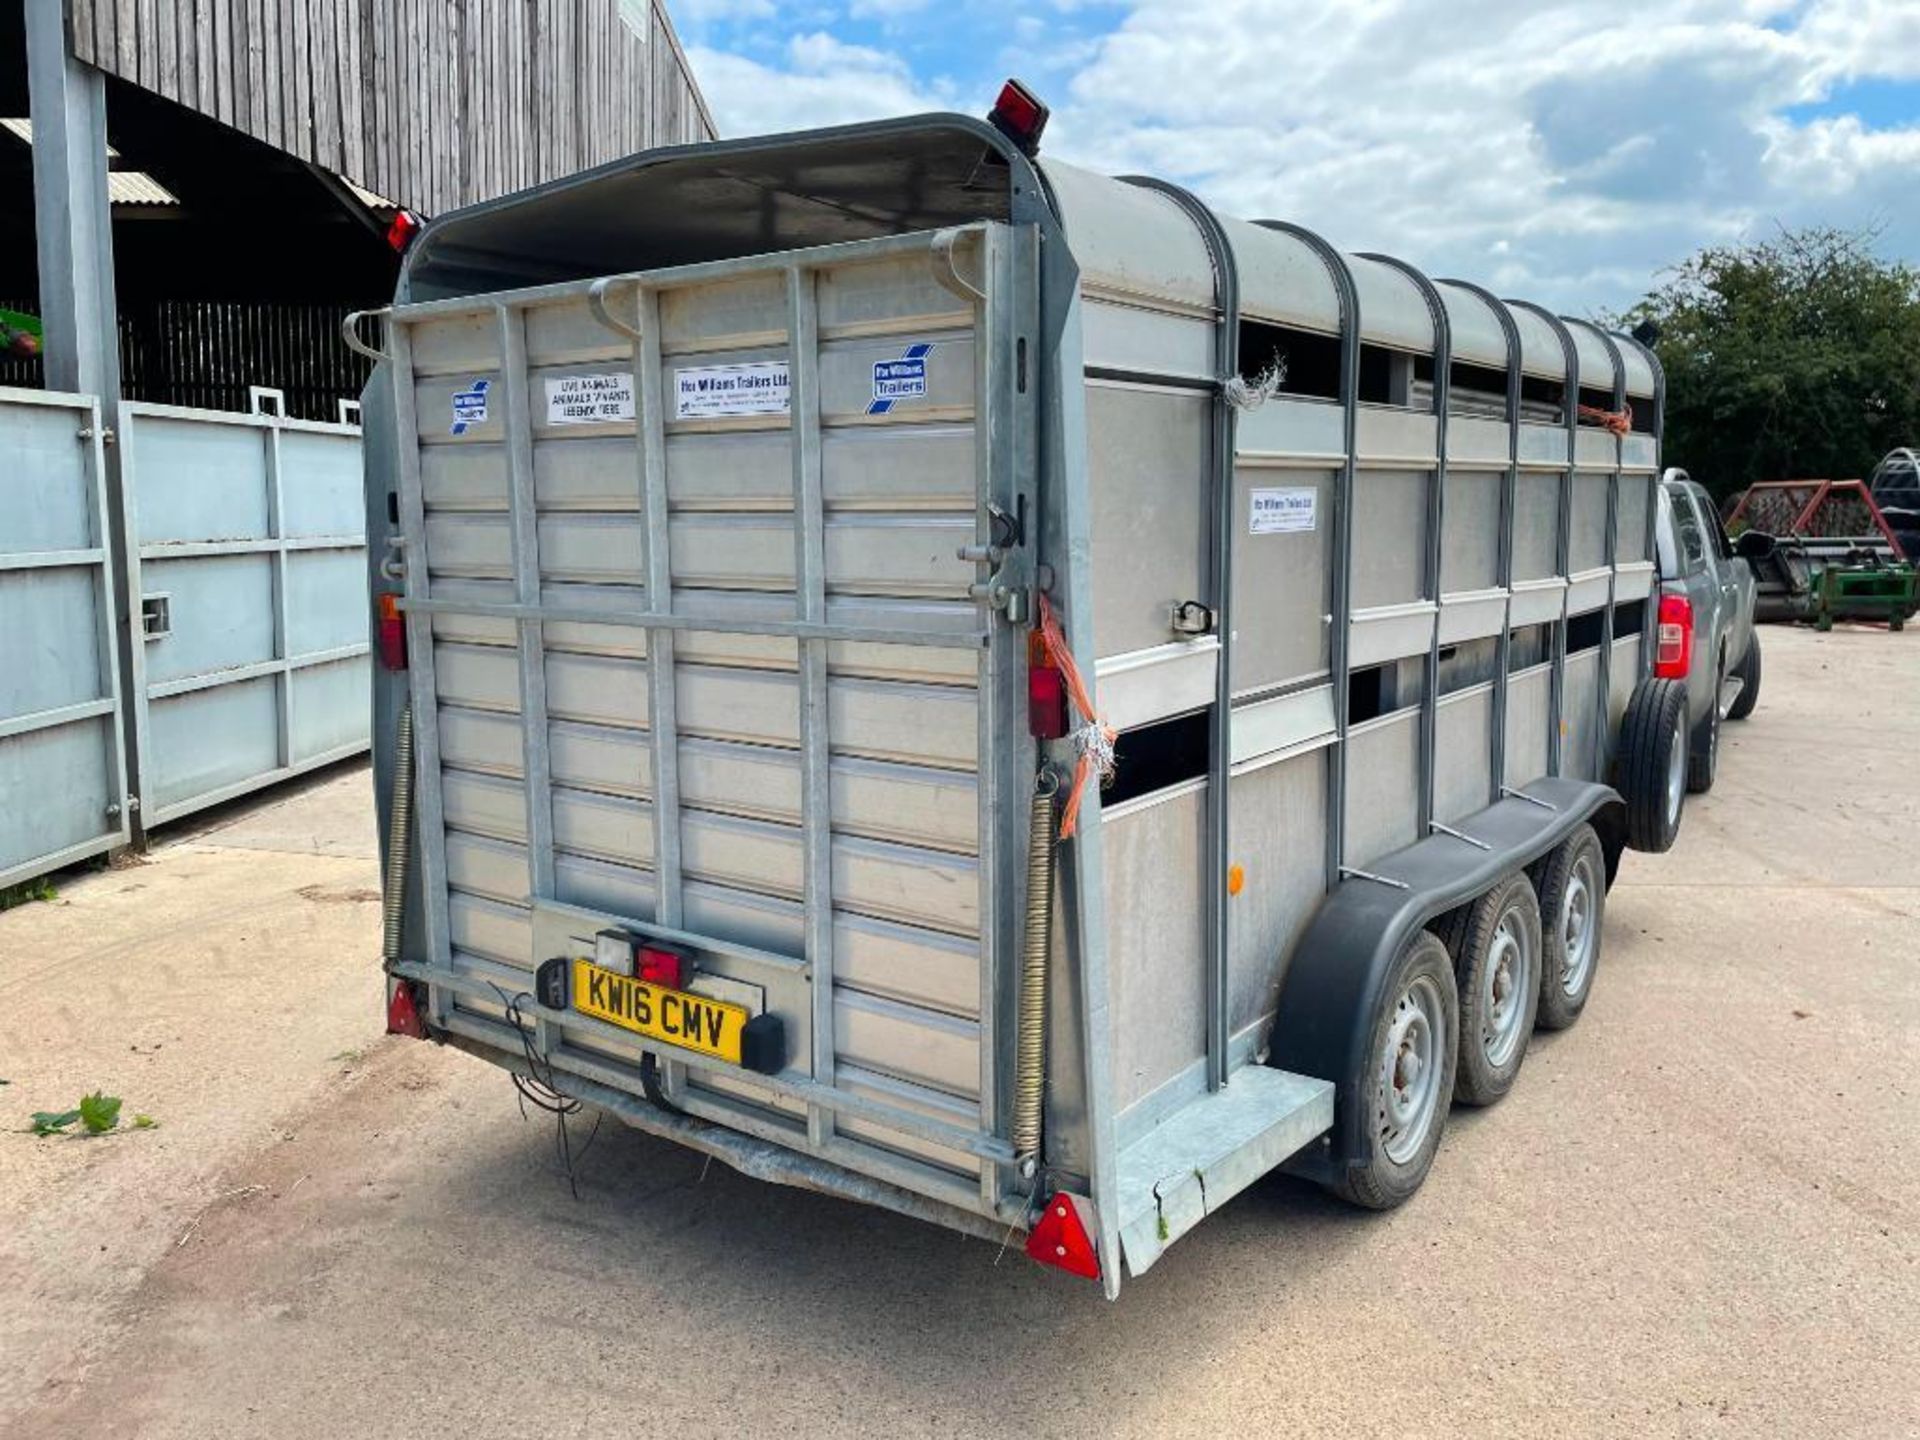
[1011,771,1057,1170]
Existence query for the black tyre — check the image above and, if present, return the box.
[1618,678,1687,853]
[1726,633,1761,720]
[1687,683,1719,794]
[1534,824,1606,1031]
[1440,873,1542,1107]
[1330,931,1459,1210]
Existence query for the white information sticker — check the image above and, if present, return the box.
[1250,487,1318,535]
[673,361,791,419]
[545,372,635,426]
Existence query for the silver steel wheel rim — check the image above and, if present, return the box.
[1378,974,1445,1165]
[1665,715,1686,823]
[1559,855,1598,999]
[1480,908,1533,1068]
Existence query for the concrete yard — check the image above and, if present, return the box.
[1,623,1915,1439]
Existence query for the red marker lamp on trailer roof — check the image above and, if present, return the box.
[988,79,1050,156]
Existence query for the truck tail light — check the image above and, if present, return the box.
[1028,631,1068,739]
[1025,1192,1100,1280]
[988,79,1049,156]
[376,593,408,670]
[1655,593,1693,678]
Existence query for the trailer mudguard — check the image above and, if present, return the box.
[1270,777,1626,1186]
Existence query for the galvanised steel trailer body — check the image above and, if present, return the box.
[356,106,1682,1297]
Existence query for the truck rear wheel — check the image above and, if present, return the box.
[1619,678,1687,853]
[1727,633,1761,720]
[1535,824,1605,1031]
[1332,931,1458,1210]
[1444,873,1542,1106]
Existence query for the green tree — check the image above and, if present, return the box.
[1617,227,1920,503]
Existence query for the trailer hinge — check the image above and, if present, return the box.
[970,576,1030,624]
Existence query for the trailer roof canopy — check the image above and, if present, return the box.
[399,112,1660,397]
[403,118,1026,302]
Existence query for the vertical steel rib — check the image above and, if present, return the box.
[1506,300,1578,777]
[634,285,684,931]
[499,304,556,900]
[389,319,454,1018]
[786,265,837,1150]
[262,410,294,771]
[1630,335,1667,685]
[1257,220,1359,889]
[1124,176,1239,1093]
[970,223,1023,1206]
[85,401,132,845]
[1360,254,1449,833]
[1569,319,1631,777]
[1439,279,1523,801]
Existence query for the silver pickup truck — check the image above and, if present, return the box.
[1655,468,1764,793]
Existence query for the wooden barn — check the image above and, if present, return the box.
[0,0,714,883]
[4,0,715,417]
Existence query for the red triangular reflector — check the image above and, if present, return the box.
[386,981,427,1038]
[1025,1192,1100,1280]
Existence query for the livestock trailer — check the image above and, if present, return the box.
[355,95,1687,1297]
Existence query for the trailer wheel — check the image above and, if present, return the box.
[1727,633,1761,720]
[1332,931,1458,1210]
[1535,824,1605,1031]
[1444,873,1542,1106]
[1618,678,1687,853]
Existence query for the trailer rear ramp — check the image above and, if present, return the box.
[360,97,1678,1297]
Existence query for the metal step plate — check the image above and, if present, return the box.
[1116,1066,1334,1276]
[1719,674,1745,719]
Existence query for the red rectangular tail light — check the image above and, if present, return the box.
[386,209,423,253]
[376,592,408,670]
[638,943,687,990]
[988,79,1050,155]
[1655,593,1693,678]
[1028,632,1068,738]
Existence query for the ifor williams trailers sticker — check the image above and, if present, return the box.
[450,378,490,435]
[674,361,790,419]
[868,342,934,415]
[1249,487,1317,534]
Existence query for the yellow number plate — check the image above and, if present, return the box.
[570,958,748,1064]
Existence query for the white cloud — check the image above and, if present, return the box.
[687,31,952,137]
[674,0,776,20]
[686,0,1920,308]
[1046,0,1920,307]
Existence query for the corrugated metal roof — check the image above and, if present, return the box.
[1,118,180,206]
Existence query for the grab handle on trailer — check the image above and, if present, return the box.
[929,227,986,304]
[342,308,391,362]
[586,277,644,342]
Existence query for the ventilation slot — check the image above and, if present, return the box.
[1508,622,1551,671]
[1238,321,1338,401]
[1103,709,1211,808]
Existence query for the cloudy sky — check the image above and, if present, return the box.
[674,0,1920,313]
